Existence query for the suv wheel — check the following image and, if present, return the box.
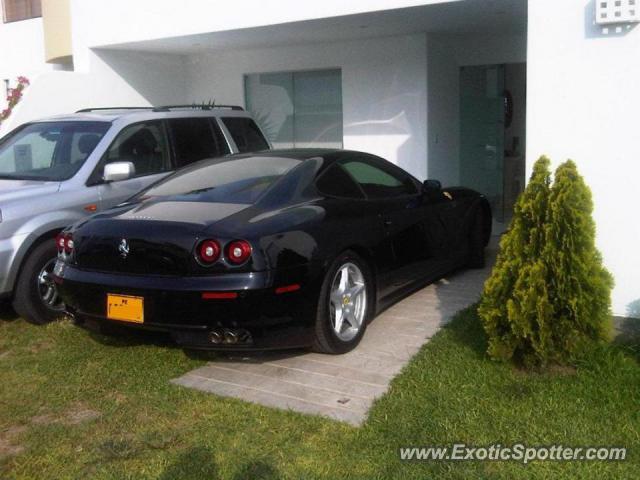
[13,239,65,324]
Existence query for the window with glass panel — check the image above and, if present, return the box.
[2,0,41,23]
[341,158,418,198]
[244,69,343,149]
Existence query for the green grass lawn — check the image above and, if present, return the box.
[1,306,638,479]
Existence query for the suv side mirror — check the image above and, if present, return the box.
[103,162,135,183]
[422,179,442,194]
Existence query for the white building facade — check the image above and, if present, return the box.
[0,0,638,318]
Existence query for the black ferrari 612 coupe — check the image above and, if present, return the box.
[54,149,491,353]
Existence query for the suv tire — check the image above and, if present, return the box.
[13,239,65,325]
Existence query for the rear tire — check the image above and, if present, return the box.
[13,239,65,325]
[467,208,486,269]
[312,250,374,354]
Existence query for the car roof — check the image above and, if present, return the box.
[240,149,420,182]
[232,148,374,163]
[157,149,364,180]
[30,107,254,124]
[232,148,408,169]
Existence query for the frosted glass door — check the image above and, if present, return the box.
[460,65,505,222]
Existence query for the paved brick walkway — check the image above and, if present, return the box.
[172,240,497,425]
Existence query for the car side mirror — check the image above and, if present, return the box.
[422,179,442,195]
[103,162,135,183]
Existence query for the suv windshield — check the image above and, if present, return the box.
[136,156,301,205]
[0,121,110,181]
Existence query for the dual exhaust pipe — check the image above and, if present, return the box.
[209,328,252,345]
[70,310,252,347]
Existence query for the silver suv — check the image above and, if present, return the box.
[0,105,270,324]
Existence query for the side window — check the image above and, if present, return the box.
[210,119,230,154]
[316,163,365,199]
[168,118,229,168]
[70,132,102,165]
[341,158,417,199]
[103,121,171,177]
[221,117,269,153]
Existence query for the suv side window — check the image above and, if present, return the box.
[103,121,171,177]
[340,157,418,199]
[221,117,269,153]
[168,118,229,168]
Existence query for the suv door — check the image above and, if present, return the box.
[167,117,230,167]
[92,120,173,209]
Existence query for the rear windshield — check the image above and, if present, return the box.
[0,121,110,181]
[136,156,301,205]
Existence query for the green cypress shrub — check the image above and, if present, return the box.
[542,160,613,356]
[479,156,552,365]
[479,158,613,367]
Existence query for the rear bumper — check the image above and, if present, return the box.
[54,261,318,350]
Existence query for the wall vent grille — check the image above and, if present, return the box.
[596,0,640,24]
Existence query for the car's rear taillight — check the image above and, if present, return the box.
[226,240,252,265]
[56,233,74,255]
[65,235,74,254]
[197,239,221,264]
[56,233,66,254]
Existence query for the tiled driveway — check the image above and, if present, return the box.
[172,240,497,425]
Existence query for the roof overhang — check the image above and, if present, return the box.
[97,0,526,55]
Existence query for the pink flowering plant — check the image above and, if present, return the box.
[0,76,30,126]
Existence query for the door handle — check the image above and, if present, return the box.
[383,219,393,227]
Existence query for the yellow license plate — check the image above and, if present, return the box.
[107,294,144,323]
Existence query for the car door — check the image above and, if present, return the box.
[421,186,467,272]
[339,155,432,298]
[93,120,174,210]
[431,188,476,261]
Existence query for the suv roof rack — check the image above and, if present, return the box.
[76,104,244,113]
[76,107,152,113]
[153,104,244,111]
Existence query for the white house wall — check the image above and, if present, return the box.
[426,32,526,186]
[0,50,186,136]
[527,0,640,318]
[0,17,51,110]
[186,34,429,179]
[88,50,188,107]
[426,34,460,186]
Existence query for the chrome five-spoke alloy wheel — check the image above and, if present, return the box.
[37,258,64,311]
[329,262,367,341]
